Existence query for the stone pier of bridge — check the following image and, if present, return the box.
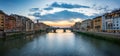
[46,28,73,33]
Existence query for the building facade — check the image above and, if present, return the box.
[80,19,92,31]
[34,22,50,31]
[0,10,6,31]
[93,16,102,32]
[102,10,120,33]
[4,16,16,32]
[71,22,81,31]
[25,17,34,32]
[37,23,49,30]
[11,14,23,32]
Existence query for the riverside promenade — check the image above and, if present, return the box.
[95,32,120,38]
[74,30,120,44]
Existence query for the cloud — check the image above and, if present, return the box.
[91,4,112,13]
[43,20,75,27]
[36,10,92,21]
[40,7,100,17]
[29,8,39,12]
[50,2,90,9]
[70,18,83,22]
[30,2,109,17]
[44,7,53,10]
[30,2,112,21]
[40,8,65,15]
[30,3,104,17]
[32,12,41,17]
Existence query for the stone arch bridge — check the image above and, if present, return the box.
[46,27,73,32]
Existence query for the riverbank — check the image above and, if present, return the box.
[0,30,47,39]
[74,31,120,44]
[0,31,47,41]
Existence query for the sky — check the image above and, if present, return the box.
[0,0,120,27]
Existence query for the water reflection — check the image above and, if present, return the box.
[0,30,120,56]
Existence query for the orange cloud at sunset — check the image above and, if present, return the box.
[42,18,83,27]
[27,16,83,28]
[43,21,75,27]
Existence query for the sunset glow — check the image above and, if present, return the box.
[43,21,75,27]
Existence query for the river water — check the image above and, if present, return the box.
[0,29,120,56]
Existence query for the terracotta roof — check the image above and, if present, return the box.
[8,16,16,20]
[93,16,102,19]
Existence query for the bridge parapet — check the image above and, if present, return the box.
[46,28,73,32]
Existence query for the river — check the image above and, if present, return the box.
[0,29,120,56]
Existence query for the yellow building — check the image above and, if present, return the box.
[0,10,6,31]
[93,16,102,32]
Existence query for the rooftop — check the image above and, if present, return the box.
[0,10,5,15]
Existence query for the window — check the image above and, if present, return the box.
[2,16,4,18]
[117,21,119,23]
[114,24,115,26]
[1,19,3,20]
[117,27,119,29]
[117,24,119,26]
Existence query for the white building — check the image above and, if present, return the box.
[80,19,92,31]
[102,10,120,33]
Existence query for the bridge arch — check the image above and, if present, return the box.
[46,28,73,33]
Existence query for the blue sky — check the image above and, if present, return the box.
[0,0,120,27]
